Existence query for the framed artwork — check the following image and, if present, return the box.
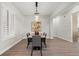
[31,20,41,32]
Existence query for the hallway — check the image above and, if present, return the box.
[1,37,79,56]
[0,2,79,56]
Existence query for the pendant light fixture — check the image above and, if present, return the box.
[34,2,40,22]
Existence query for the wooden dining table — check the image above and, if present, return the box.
[27,35,47,48]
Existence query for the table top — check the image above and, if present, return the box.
[28,35,45,38]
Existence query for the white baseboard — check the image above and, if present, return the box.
[53,35,72,42]
[0,38,22,55]
[50,36,54,39]
[56,35,65,40]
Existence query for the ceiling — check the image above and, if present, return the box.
[12,2,78,16]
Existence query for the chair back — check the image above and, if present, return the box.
[32,35,41,47]
[26,33,30,37]
[43,32,47,37]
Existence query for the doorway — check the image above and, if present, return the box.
[72,12,79,42]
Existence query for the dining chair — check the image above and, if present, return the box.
[43,32,47,48]
[26,33,32,48]
[31,35,42,56]
[43,32,47,37]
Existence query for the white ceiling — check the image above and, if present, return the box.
[12,2,77,16]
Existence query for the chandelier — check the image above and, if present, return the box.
[34,2,40,22]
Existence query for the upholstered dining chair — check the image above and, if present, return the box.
[26,33,32,48]
[42,32,47,48]
[43,32,47,37]
[31,35,42,56]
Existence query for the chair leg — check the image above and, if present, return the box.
[31,47,33,56]
[27,42,29,48]
[40,48,42,56]
[27,39,30,48]
[44,42,47,48]
[44,40,47,48]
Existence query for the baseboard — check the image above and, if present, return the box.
[0,38,22,55]
[56,35,65,40]
[53,35,72,42]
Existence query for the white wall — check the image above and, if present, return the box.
[0,3,1,40]
[0,3,25,55]
[77,13,79,28]
[49,17,53,39]
[50,12,72,42]
[50,4,79,42]
[24,15,50,38]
